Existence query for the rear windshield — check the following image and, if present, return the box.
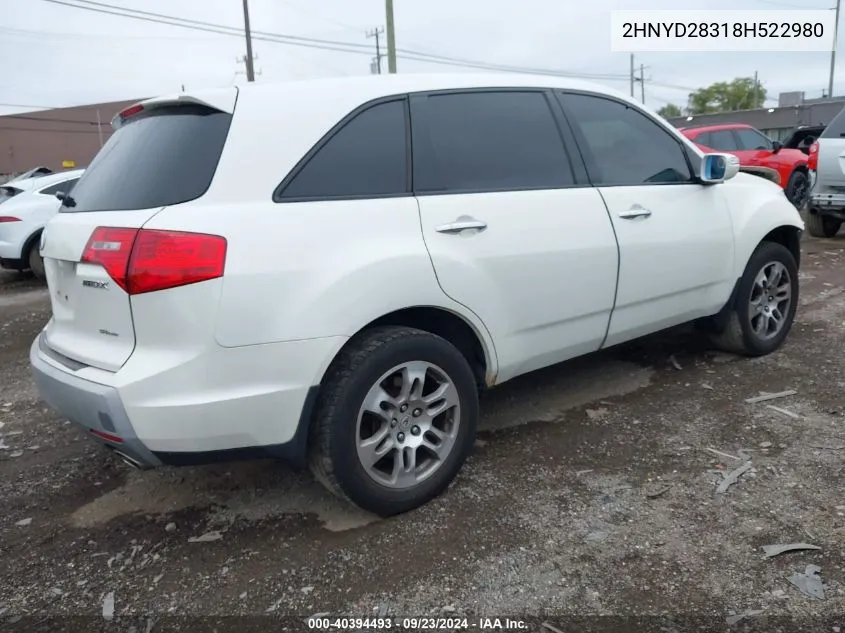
[820,107,845,139]
[60,104,232,213]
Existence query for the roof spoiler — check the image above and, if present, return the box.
[111,88,239,130]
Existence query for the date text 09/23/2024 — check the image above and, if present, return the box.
[307,617,527,630]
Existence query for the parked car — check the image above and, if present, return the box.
[30,75,803,516]
[783,125,825,155]
[0,169,84,278]
[6,166,54,184]
[807,107,845,237]
[679,123,810,209]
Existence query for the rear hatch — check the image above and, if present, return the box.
[815,107,845,189]
[40,90,236,372]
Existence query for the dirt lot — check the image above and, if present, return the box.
[1,236,844,632]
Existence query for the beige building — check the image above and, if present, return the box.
[0,99,140,178]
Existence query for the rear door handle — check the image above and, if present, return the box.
[618,206,652,220]
[435,218,488,233]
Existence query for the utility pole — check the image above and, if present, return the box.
[753,70,758,107]
[829,0,842,100]
[242,0,256,82]
[630,54,635,98]
[639,63,645,104]
[385,0,397,73]
[367,26,385,74]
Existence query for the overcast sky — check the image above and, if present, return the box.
[0,0,839,115]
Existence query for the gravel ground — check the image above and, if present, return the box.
[0,235,843,632]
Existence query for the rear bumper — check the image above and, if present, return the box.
[810,190,845,210]
[30,331,346,469]
[30,333,162,468]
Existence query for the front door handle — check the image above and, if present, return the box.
[435,218,488,233]
[618,205,652,220]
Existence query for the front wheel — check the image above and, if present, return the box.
[710,241,798,356]
[785,169,810,209]
[309,326,479,516]
[805,210,842,238]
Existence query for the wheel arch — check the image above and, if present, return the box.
[297,305,496,470]
[761,224,802,269]
[21,227,43,266]
[319,305,497,392]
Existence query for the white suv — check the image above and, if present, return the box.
[807,107,845,237]
[30,75,804,516]
[0,169,84,278]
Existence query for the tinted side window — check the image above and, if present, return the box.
[707,130,740,151]
[820,107,845,138]
[695,131,712,147]
[413,91,574,193]
[735,128,772,150]
[40,178,79,196]
[561,93,693,186]
[278,99,407,200]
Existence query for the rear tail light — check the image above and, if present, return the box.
[808,141,819,170]
[0,216,21,222]
[81,227,227,295]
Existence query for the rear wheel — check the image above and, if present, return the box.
[805,210,842,238]
[309,326,479,516]
[785,169,810,209]
[710,241,798,356]
[27,239,45,279]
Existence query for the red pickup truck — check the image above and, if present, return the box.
[678,123,809,209]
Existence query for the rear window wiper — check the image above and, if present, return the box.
[56,191,76,207]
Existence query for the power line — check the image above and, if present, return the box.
[34,0,630,80]
[1,114,104,125]
[0,125,104,134]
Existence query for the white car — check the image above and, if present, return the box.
[0,169,84,277]
[30,75,803,516]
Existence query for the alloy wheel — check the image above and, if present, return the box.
[356,361,461,489]
[748,261,792,340]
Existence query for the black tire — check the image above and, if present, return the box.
[27,238,45,279]
[805,210,842,238]
[710,241,798,356]
[309,326,479,517]
[784,169,810,209]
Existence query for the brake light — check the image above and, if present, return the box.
[128,229,227,294]
[0,216,21,222]
[81,227,139,292]
[808,141,819,170]
[81,227,227,295]
[119,103,144,120]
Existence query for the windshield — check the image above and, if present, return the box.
[60,104,232,213]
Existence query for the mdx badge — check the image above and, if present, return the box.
[82,280,109,290]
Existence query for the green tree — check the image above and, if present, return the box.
[688,77,766,114]
[657,103,683,118]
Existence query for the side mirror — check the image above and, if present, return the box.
[772,140,783,154]
[700,153,740,184]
